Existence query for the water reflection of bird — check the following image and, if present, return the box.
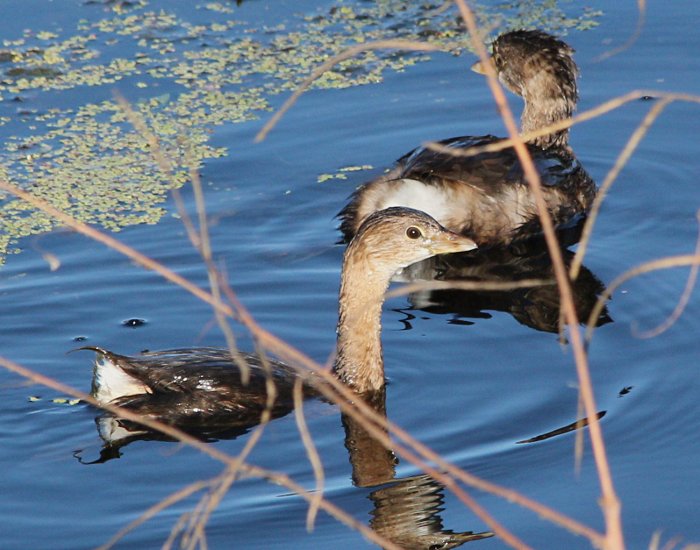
[339,30,595,247]
[84,207,477,447]
[400,239,612,334]
[369,474,493,549]
[341,390,493,549]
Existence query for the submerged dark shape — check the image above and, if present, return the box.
[84,207,477,453]
[399,234,612,334]
[339,30,596,247]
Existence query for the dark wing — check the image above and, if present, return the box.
[398,135,588,192]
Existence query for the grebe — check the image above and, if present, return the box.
[87,207,477,429]
[339,30,595,247]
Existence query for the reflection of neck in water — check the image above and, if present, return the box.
[342,389,493,548]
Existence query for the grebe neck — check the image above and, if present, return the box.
[334,243,393,393]
[521,90,574,152]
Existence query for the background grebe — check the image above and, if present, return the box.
[339,30,596,247]
[87,207,477,429]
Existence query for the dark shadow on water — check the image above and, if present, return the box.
[398,233,612,335]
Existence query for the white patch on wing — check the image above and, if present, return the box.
[92,355,150,403]
[376,179,452,224]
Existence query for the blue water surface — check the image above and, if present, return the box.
[1,1,700,549]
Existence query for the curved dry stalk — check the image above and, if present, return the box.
[385,277,551,299]
[182,337,286,550]
[186,161,252,383]
[293,378,325,532]
[423,90,700,161]
[97,479,213,550]
[163,512,192,550]
[633,211,700,339]
[254,39,443,143]
[571,97,673,279]
[594,0,646,62]
[116,95,253,385]
[585,253,700,344]
[452,1,623,548]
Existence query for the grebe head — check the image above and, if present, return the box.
[335,207,476,393]
[346,206,478,275]
[472,29,578,149]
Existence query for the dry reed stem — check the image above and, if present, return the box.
[182,370,275,550]
[386,277,551,299]
[452,1,622,547]
[594,0,646,62]
[177,166,281,548]
[115,94,253,385]
[423,90,700,161]
[585,252,700,344]
[97,479,213,550]
[163,512,192,550]
[632,211,700,339]
[293,378,325,532]
[570,97,673,279]
[254,39,443,143]
[0,353,400,550]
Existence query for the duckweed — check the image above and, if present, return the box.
[0,1,599,265]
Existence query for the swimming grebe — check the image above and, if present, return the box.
[87,207,477,428]
[339,30,596,247]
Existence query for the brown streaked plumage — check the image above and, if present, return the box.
[339,30,595,247]
[86,207,477,432]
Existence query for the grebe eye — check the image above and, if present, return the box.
[406,226,422,239]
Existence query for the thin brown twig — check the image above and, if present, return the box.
[97,479,213,550]
[571,97,673,279]
[187,161,252,383]
[385,277,551,299]
[632,210,700,339]
[254,39,442,143]
[115,94,253,385]
[594,0,646,62]
[163,511,192,550]
[585,253,700,344]
[423,90,700,161]
[293,378,325,532]
[452,2,623,548]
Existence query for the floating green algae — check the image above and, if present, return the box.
[0,0,600,265]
